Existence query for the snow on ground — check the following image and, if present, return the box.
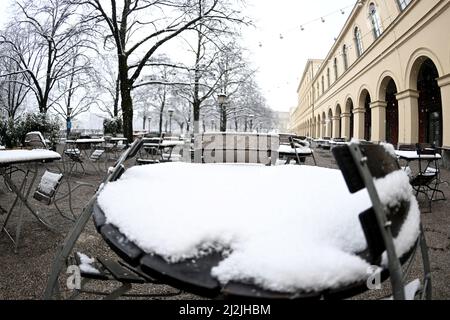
[77,252,100,275]
[97,162,420,293]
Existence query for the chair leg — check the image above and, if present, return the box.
[14,202,25,253]
[102,283,132,300]
[419,223,432,300]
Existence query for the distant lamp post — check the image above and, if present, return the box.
[148,117,152,133]
[218,93,227,132]
[66,107,73,139]
[249,114,255,132]
[168,109,174,135]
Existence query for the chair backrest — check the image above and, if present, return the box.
[33,171,63,205]
[398,144,416,151]
[90,150,105,161]
[195,133,279,165]
[332,144,408,264]
[24,131,47,149]
[416,143,436,155]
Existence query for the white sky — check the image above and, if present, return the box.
[0,0,355,113]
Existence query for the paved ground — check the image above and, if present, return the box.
[0,145,449,300]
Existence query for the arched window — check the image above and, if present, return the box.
[354,27,364,57]
[327,68,331,87]
[334,58,338,80]
[397,0,411,11]
[369,3,382,39]
[342,44,348,70]
[322,76,325,93]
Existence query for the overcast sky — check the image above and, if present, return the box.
[0,0,355,113]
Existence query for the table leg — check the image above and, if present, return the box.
[1,169,28,238]
[2,165,57,233]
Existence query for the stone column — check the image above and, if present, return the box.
[437,74,450,148]
[370,101,387,143]
[353,107,366,140]
[396,89,419,145]
[321,120,326,138]
[332,116,341,138]
[341,113,351,140]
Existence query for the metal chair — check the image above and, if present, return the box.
[33,170,95,222]
[44,139,181,300]
[45,141,432,300]
[24,131,47,149]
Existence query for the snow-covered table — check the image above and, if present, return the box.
[395,150,442,161]
[0,149,61,250]
[93,162,420,298]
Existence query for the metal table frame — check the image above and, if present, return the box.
[0,152,61,252]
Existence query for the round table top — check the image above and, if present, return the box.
[95,162,420,296]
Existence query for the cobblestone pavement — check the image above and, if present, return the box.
[0,146,449,300]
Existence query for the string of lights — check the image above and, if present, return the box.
[256,0,397,64]
[257,1,359,48]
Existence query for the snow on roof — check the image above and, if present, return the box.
[97,163,420,293]
[0,149,61,165]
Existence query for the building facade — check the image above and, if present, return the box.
[289,0,450,161]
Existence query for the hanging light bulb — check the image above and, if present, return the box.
[300,25,304,31]
[279,34,284,40]
[321,17,325,23]
[340,9,345,15]
[258,42,263,47]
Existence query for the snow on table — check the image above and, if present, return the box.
[0,149,61,166]
[97,162,420,293]
[278,145,313,155]
[395,150,442,160]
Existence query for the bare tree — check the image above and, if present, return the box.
[0,51,30,119]
[92,52,121,118]
[78,0,247,141]
[0,0,95,114]
[51,54,99,128]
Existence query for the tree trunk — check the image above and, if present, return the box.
[220,104,227,132]
[193,100,201,134]
[159,109,164,134]
[114,76,120,117]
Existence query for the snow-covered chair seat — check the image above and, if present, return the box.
[87,143,430,300]
[278,136,317,165]
[90,150,105,162]
[33,170,95,221]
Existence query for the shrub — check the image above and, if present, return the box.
[0,113,61,149]
[103,117,123,136]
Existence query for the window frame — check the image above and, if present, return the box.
[354,26,364,58]
[397,0,412,11]
[369,2,383,39]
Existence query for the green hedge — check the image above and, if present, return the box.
[0,113,60,149]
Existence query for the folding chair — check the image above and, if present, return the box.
[33,170,95,221]
[332,143,432,300]
[24,131,47,149]
[288,136,317,165]
[410,144,441,212]
[44,139,181,300]
[64,148,85,174]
